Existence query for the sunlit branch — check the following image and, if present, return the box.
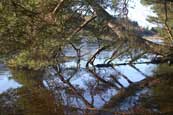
[52,0,64,14]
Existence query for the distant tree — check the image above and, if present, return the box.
[141,0,173,45]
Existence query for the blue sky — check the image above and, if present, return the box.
[106,0,158,29]
[128,0,157,28]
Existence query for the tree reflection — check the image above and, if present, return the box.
[0,70,64,115]
[0,39,160,114]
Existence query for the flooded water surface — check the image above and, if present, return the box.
[1,39,172,115]
[0,0,173,114]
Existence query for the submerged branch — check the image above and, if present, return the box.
[95,61,160,68]
[86,45,109,67]
[53,66,94,108]
[103,76,159,109]
[111,66,133,84]
[129,64,149,78]
[87,68,120,89]
[129,51,147,64]
[110,75,125,88]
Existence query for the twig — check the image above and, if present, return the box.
[52,0,64,14]
[86,45,109,67]
[68,15,97,40]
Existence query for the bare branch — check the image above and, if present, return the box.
[86,45,109,67]
[52,0,64,14]
[68,15,97,40]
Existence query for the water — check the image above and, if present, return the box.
[1,0,173,114]
[0,64,22,94]
[0,39,159,115]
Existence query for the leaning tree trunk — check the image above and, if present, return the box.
[85,0,173,57]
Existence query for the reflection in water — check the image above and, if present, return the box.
[0,39,169,115]
[0,70,66,115]
[138,64,173,114]
[0,64,22,93]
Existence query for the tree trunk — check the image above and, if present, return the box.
[85,0,173,56]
